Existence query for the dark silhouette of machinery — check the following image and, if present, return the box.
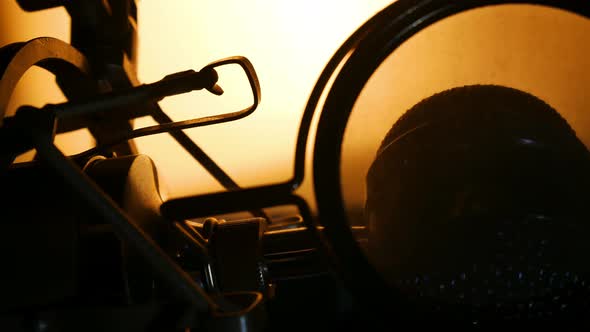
[366,84,590,326]
[1,0,589,330]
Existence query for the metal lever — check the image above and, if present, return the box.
[53,67,221,119]
[68,56,261,162]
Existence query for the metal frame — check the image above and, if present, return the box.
[312,0,590,323]
[0,1,266,328]
[2,0,589,329]
[159,4,590,323]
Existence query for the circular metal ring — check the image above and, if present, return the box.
[311,0,590,321]
[0,37,94,122]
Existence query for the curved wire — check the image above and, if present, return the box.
[69,56,261,162]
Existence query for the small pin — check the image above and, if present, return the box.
[207,83,224,96]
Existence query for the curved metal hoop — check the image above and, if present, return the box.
[0,37,94,122]
[310,0,590,322]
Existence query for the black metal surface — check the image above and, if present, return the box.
[207,292,266,332]
[0,163,79,310]
[9,106,217,313]
[311,0,590,326]
[161,185,298,220]
[207,218,265,293]
[16,0,63,12]
[365,84,590,325]
[2,0,589,330]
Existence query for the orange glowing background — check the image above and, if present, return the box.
[340,5,590,216]
[0,0,392,201]
[0,2,91,160]
[1,1,589,215]
[133,0,393,200]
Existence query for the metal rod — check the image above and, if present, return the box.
[53,68,218,119]
[31,133,217,312]
[173,221,209,258]
[147,107,271,222]
[148,106,242,191]
[161,184,293,221]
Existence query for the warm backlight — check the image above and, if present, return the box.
[3,2,588,211]
[135,0,392,198]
